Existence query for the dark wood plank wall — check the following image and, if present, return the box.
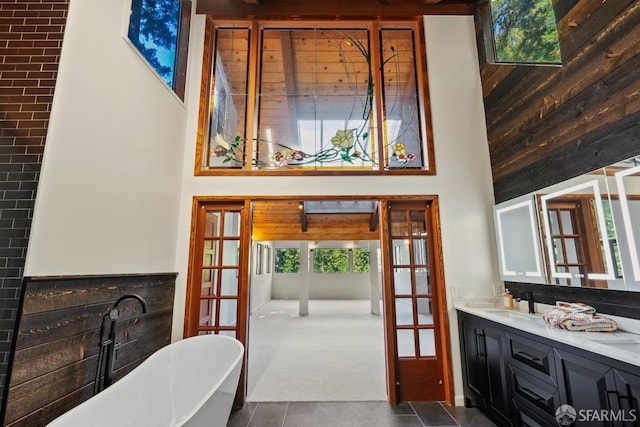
[476,0,640,316]
[3,273,176,427]
[476,0,640,204]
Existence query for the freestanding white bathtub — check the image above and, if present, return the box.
[47,334,244,427]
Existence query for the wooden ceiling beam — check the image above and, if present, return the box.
[197,0,473,19]
[299,202,308,232]
[370,202,380,232]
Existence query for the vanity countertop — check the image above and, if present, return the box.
[455,303,640,368]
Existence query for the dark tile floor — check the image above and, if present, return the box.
[227,401,497,427]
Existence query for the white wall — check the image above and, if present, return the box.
[171,14,498,404]
[250,241,273,311]
[25,0,187,275]
[423,15,500,405]
[272,272,373,299]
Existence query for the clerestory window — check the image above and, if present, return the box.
[482,0,561,65]
[127,0,191,99]
[196,20,435,175]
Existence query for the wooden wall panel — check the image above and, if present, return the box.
[478,0,640,316]
[3,274,176,427]
[477,0,640,203]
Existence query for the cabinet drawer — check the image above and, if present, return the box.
[508,363,560,417]
[513,396,559,427]
[506,331,555,380]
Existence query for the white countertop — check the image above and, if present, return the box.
[455,302,640,368]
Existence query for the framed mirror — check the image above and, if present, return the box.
[493,195,546,284]
[605,157,640,291]
[539,178,617,287]
[494,154,640,292]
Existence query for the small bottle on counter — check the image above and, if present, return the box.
[503,289,514,310]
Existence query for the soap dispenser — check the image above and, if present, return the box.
[503,289,514,310]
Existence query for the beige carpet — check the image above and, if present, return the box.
[247,299,387,402]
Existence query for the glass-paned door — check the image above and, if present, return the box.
[386,201,445,401]
[545,199,607,288]
[186,202,248,339]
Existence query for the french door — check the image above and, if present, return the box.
[184,201,250,405]
[184,196,452,406]
[383,200,448,402]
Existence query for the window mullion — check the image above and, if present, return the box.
[370,21,385,172]
[245,21,261,171]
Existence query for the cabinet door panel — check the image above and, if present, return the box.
[555,348,618,427]
[614,369,640,426]
[485,326,509,417]
[460,315,487,405]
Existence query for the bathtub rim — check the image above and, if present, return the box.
[173,334,245,425]
[46,334,245,427]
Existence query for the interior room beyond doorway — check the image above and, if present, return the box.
[248,200,386,402]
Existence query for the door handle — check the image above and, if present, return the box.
[474,330,486,358]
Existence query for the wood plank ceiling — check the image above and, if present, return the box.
[196,0,473,19]
[251,200,380,241]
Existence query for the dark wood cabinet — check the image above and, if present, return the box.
[611,369,640,427]
[554,348,617,426]
[458,313,511,426]
[458,310,640,427]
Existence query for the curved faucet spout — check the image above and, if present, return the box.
[114,293,148,313]
[99,294,149,391]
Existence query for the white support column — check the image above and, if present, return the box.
[369,241,381,315]
[299,241,310,316]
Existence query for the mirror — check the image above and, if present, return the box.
[494,155,640,291]
[493,195,546,284]
[605,157,640,291]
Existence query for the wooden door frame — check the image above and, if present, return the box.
[183,198,252,408]
[380,196,453,405]
[184,194,454,406]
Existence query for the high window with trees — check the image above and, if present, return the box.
[196,20,435,175]
[483,0,561,64]
[127,0,190,99]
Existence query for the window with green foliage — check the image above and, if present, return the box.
[127,0,190,97]
[487,0,561,64]
[274,248,300,273]
[313,249,350,273]
[353,248,370,273]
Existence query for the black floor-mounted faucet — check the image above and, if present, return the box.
[95,294,148,393]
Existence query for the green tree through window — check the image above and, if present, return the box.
[128,0,181,87]
[490,0,561,63]
[313,249,349,273]
[274,248,300,273]
[353,249,370,272]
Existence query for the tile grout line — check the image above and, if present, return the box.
[438,401,462,427]
[245,402,259,427]
[280,402,289,427]
[408,401,427,427]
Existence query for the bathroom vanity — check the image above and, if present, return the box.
[457,306,640,427]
